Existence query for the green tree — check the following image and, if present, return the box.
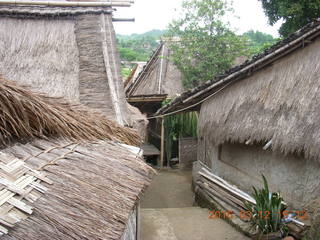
[166,0,247,88]
[243,30,278,55]
[259,0,320,37]
[117,29,166,62]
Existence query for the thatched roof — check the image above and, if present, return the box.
[157,19,320,160]
[0,77,140,147]
[126,42,185,98]
[0,139,154,239]
[157,19,320,115]
[0,77,155,239]
[0,4,131,126]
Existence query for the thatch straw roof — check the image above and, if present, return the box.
[0,5,131,126]
[0,139,154,239]
[0,77,155,239]
[157,19,320,115]
[157,19,320,160]
[0,77,140,147]
[126,42,185,98]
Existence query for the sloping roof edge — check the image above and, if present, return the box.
[126,42,164,96]
[156,18,320,116]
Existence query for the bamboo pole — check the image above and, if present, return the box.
[112,18,135,22]
[157,44,165,94]
[0,0,133,7]
[160,117,165,168]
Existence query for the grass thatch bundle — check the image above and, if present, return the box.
[0,77,140,146]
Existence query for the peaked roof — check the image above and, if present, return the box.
[0,6,130,126]
[157,19,320,116]
[126,42,185,98]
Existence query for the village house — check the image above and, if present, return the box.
[157,19,320,237]
[0,0,147,130]
[126,40,199,167]
[0,1,155,239]
[0,77,154,239]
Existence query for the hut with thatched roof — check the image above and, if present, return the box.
[156,19,320,236]
[0,76,154,239]
[0,0,137,126]
[126,41,185,115]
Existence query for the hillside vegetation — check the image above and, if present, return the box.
[117,29,166,62]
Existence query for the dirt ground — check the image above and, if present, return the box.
[140,168,250,240]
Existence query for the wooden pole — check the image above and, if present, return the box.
[112,18,135,22]
[160,117,165,168]
[157,44,165,94]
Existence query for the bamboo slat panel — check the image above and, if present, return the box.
[0,152,52,236]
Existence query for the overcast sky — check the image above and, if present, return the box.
[113,0,282,37]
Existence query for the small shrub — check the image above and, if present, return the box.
[244,175,287,236]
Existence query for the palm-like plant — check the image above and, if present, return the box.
[244,175,287,237]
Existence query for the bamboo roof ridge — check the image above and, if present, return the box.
[0,0,134,18]
[0,0,133,7]
[0,5,114,17]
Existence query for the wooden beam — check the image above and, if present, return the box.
[160,117,165,168]
[127,95,167,103]
[0,0,134,7]
[158,44,165,94]
[112,18,135,22]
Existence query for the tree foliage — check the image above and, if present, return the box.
[166,0,247,89]
[243,30,278,55]
[164,112,198,162]
[259,0,320,37]
[117,29,166,61]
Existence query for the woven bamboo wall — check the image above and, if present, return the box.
[179,137,198,168]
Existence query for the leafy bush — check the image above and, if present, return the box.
[244,176,287,236]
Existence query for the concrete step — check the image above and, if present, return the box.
[140,207,250,240]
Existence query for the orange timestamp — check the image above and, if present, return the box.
[209,210,309,220]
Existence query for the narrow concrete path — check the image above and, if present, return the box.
[141,169,194,208]
[141,207,249,240]
[140,169,250,240]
